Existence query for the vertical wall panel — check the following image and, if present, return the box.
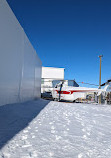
[20,34,35,101]
[35,54,42,98]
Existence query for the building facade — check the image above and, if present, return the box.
[0,0,42,106]
[41,67,65,93]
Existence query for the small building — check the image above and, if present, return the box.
[41,67,79,96]
[41,67,65,93]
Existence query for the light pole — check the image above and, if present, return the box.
[98,55,103,104]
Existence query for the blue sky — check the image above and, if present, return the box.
[7,0,111,87]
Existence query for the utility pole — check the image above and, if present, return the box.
[98,55,103,104]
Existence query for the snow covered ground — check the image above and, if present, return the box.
[0,99,111,158]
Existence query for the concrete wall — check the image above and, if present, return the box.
[0,0,42,106]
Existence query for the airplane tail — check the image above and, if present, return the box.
[97,84,109,96]
[103,84,109,91]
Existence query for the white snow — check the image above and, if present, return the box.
[0,99,111,158]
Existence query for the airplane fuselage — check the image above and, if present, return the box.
[52,86,101,101]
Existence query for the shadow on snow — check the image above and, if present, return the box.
[0,99,50,150]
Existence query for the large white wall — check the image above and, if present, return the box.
[0,0,42,106]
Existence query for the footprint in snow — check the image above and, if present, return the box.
[82,135,88,139]
[81,122,85,126]
[23,130,29,133]
[21,135,28,140]
[49,151,54,157]
[32,135,35,138]
[51,126,55,130]
[28,127,31,129]
[78,153,83,158]
[82,128,85,132]
[63,131,68,136]
[55,135,61,140]
[51,130,55,134]
[49,122,53,125]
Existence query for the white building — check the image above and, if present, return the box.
[41,67,65,93]
[0,0,42,106]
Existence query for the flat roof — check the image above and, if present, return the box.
[42,66,65,70]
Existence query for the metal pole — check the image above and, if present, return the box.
[98,55,103,104]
